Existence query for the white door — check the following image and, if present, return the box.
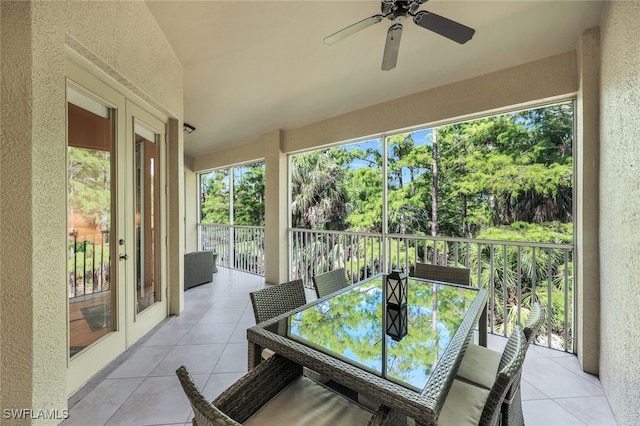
[66,60,169,394]
[66,60,127,394]
[124,100,168,345]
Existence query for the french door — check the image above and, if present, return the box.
[124,100,167,345]
[66,59,167,394]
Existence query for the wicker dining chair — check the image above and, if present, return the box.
[413,263,471,286]
[312,267,349,299]
[176,354,397,426]
[249,279,308,361]
[438,325,528,426]
[455,302,545,426]
[249,278,307,324]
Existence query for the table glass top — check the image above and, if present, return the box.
[270,276,479,392]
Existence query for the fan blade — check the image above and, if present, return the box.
[382,23,403,71]
[324,14,385,45]
[413,11,475,44]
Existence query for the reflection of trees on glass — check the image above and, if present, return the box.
[68,147,111,297]
[291,285,383,371]
[386,285,470,388]
[290,280,475,390]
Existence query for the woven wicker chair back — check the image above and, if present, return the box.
[413,263,471,286]
[523,302,545,345]
[176,366,241,426]
[479,326,527,426]
[312,268,349,298]
[250,279,307,324]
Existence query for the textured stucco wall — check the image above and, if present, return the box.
[184,162,199,254]
[1,1,35,416]
[284,51,577,154]
[575,28,600,375]
[1,0,182,417]
[262,130,288,284]
[599,2,640,424]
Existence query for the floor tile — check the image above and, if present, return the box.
[523,355,604,399]
[183,296,217,310]
[62,378,143,426]
[213,342,248,373]
[554,396,618,426]
[520,377,548,401]
[108,346,173,379]
[105,374,207,426]
[522,399,586,425]
[177,323,234,345]
[168,308,207,325]
[549,355,602,387]
[198,307,246,324]
[229,322,253,343]
[149,344,226,377]
[143,324,194,347]
[239,306,256,324]
[211,295,251,308]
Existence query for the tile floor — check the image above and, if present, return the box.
[63,267,617,426]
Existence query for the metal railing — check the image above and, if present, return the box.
[290,228,574,353]
[198,223,574,352]
[68,230,111,299]
[199,224,265,275]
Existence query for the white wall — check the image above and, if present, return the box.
[599,2,640,423]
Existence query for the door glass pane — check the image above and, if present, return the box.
[67,85,115,357]
[135,123,160,314]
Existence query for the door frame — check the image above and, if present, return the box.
[66,60,128,395]
[124,100,169,345]
[65,56,170,395]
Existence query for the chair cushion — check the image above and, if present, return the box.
[456,343,501,389]
[261,348,275,360]
[438,379,490,426]
[244,376,372,426]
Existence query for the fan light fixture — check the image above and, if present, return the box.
[323,0,475,71]
[184,123,196,134]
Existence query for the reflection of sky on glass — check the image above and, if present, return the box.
[286,278,477,391]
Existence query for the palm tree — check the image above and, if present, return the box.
[291,149,348,230]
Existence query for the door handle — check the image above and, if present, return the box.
[119,254,129,261]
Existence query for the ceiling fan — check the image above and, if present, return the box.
[324,0,475,71]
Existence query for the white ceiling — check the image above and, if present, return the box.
[145,1,605,157]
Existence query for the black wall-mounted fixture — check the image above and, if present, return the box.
[183,123,196,134]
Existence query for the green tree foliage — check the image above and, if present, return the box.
[291,149,348,230]
[288,102,575,349]
[200,169,230,224]
[201,163,266,226]
[233,163,265,226]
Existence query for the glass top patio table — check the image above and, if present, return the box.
[247,274,487,425]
